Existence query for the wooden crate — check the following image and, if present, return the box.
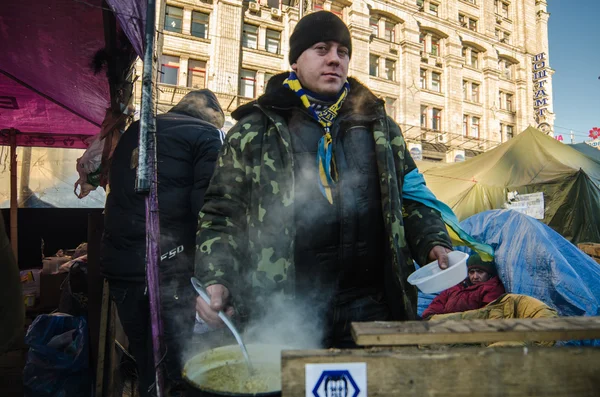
[281,316,600,396]
[282,347,600,397]
[578,243,600,264]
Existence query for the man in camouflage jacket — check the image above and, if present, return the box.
[194,11,452,347]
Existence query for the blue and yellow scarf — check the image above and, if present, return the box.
[283,72,350,204]
[283,72,494,260]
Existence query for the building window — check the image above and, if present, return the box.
[191,12,209,39]
[420,69,427,89]
[471,116,480,138]
[384,59,396,81]
[462,80,468,100]
[266,29,281,54]
[242,24,258,50]
[420,105,428,128]
[471,83,480,103]
[431,108,442,131]
[417,0,424,8]
[495,0,509,18]
[501,32,510,44]
[369,54,379,77]
[419,33,426,54]
[506,125,514,139]
[463,115,469,136]
[385,97,396,120]
[160,55,179,85]
[370,17,379,36]
[187,59,206,89]
[431,72,441,92]
[263,72,274,93]
[459,14,477,31]
[239,69,256,98]
[384,21,396,42]
[498,59,514,80]
[468,18,478,32]
[431,37,440,56]
[164,6,183,33]
[428,3,439,17]
[499,91,515,111]
[506,93,513,112]
[266,0,280,8]
[470,50,479,68]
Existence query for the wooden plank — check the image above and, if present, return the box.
[351,317,600,346]
[281,347,600,397]
[95,279,111,397]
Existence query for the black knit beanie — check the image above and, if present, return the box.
[289,11,352,64]
[467,253,496,276]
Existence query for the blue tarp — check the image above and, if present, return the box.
[417,209,600,345]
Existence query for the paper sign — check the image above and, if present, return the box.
[503,191,545,220]
[305,362,367,397]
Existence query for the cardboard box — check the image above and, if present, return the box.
[39,272,68,310]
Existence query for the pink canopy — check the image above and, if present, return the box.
[0,0,145,149]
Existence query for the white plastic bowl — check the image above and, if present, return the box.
[407,251,469,294]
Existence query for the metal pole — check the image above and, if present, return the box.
[137,0,165,395]
[9,128,18,264]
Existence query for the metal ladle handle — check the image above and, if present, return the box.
[190,277,254,373]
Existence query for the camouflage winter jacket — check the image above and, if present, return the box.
[195,75,451,320]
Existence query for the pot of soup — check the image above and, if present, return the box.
[182,343,289,397]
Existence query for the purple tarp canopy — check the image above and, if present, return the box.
[0,0,145,149]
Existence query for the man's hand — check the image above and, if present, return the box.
[195,284,234,328]
[428,246,453,269]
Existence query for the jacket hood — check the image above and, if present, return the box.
[169,89,225,129]
[232,72,385,121]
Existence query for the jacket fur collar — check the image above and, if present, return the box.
[232,72,385,121]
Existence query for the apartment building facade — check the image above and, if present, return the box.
[135,0,553,162]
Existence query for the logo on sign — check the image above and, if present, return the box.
[312,370,359,397]
[305,363,367,397]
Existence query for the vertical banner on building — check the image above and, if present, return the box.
[532,52,552,135]
[408,142,423,161]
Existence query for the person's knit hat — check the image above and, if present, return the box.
[467,253,496,275]
[289,11,352,64]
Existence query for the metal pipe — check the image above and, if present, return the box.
[136,0,157,194]
[9,128,18,263]
[137,0,165,395]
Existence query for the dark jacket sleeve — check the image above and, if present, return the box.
[400,134,452,266]
[194,120,252,293]
[190,128,223,218]
[422,288,452,319]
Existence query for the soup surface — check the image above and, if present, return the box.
[191,362,281,394]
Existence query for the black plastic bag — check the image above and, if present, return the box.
[23,314,91,396]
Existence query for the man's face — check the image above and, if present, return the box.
[292,41,350,96]
[468,268,491,284]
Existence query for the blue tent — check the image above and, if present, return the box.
[418,209,600,345]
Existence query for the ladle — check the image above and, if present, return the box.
[190,277,254,373]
